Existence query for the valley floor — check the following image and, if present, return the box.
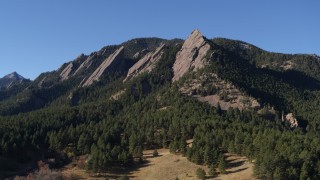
[62,149,255,180]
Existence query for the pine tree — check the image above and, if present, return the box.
[153,149,159,157]
[179,138,187,155]
[77,134,86,154]
[300,161,311,180]
[216,103,222,115]
[196,168,206,180]
[209,165,218,177]
[218,155,227,174]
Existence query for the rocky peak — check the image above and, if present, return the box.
[191,29,201,36]
[172,29,211,82]
[4,72,25,80]
[0,72,27,89]
[81,46,124,87]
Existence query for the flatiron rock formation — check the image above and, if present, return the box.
[81,46,124,87]
[59,63,74,81]
[74,53,97,75]
[124,44,165,82]
[59,54,87,81]
[172,29,211,82]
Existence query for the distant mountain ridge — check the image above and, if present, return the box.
[0,30,319,118]
[0,72,29,89]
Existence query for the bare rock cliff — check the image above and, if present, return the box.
[59,54,87,81]
[59,63,74,81]
[74,53,97,75]
[124,44,165,82]
[172,29,211,82]
[81,46,124,87]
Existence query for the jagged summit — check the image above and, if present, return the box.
[190,29,203,37]
[172,29,211,81]
[2,29,320,117]
[4,72,25,80]
[0,72,28,89]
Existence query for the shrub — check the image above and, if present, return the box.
[153,149,159,157]
[196,168,206,180]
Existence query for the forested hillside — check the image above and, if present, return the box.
[1,30,320,179]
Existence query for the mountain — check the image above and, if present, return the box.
[1,30,320,179]
[173,29,212,81]
[0,72,28,89]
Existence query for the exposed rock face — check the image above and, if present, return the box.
[280,61,295,71]
[74,53,97,75]
[133,49,149,59]
[81,46,124,87]
[179,72,261,111]
[38,76,47,88]
[282,113,298,128]
[124,44,165,82]
[59,54,87,81]
[110,89,126,100]
[240,43,251,50]
[59,63,74,81]
[172,29,211,82]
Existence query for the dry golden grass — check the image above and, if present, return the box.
[215,153,256,180]
[61,149,255,180]
[131,149,209,180]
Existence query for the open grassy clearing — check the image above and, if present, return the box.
[61,149,255,180]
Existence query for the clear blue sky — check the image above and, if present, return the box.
[0,0,319,79]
